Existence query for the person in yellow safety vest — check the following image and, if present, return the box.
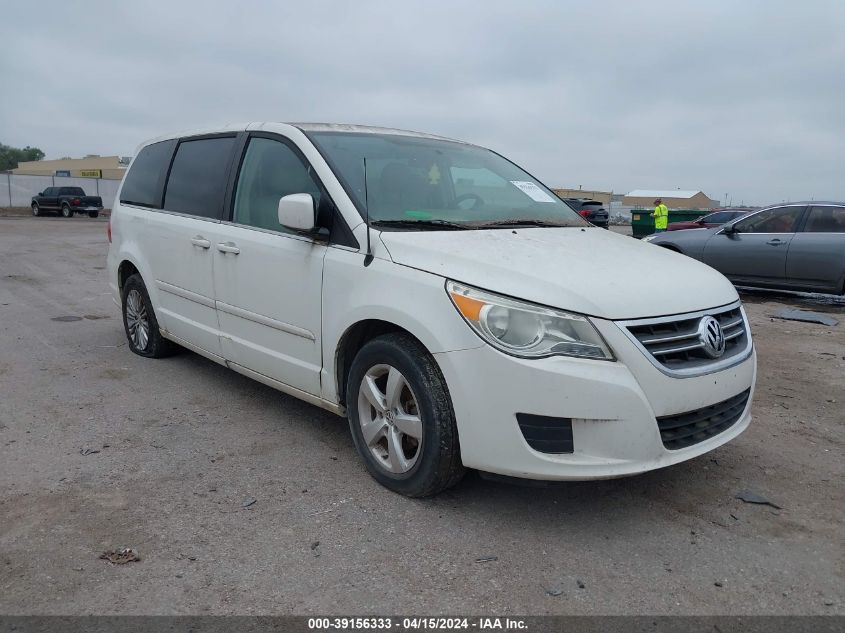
[652,198,669,232]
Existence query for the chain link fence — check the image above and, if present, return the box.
[2,173,121,209]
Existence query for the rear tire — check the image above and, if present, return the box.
[88,211,99,218]
[31,203,40,217]
[61,204,74,218]
[121,273,177,358]
[347,333,465,497]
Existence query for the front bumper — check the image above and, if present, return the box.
[434,317,756,480]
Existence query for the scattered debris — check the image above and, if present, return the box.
[475,556,498,563]
[51,316,83,322]
[99,548,140,565]
[772,309,838,327]
[730,513,739,521]
[736,490,783,509]
[545,587,563,597]
[80,447,100,456]
[311,541,321,557]
[241,497,257,508]
[576,579,586,589]
[714,581,724,588]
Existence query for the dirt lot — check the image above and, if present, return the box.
[0,216,842,615]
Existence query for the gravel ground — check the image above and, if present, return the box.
[0,216,842,615]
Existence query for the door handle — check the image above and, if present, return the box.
[190,236,211,249]
[217,241,240,254]
[766,239,785,246]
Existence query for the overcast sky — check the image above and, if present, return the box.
[2,1,843,205]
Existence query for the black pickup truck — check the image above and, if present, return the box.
[31,186,104,218]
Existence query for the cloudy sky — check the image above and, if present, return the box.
[2,1,843,205]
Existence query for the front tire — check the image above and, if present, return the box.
[31,203,40,217]
[121,274,176,358]
[347,333,465,497]
[61,204,74,218]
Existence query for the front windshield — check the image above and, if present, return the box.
[307,131,588,229]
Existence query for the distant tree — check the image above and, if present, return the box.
[0,143,46,171]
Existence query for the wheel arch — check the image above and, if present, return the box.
[334,319,429,409]
[117,260,140,293]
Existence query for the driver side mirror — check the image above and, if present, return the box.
[722,223,738,235]
[278,194,317,233]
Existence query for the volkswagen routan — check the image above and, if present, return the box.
[107,123,756,496]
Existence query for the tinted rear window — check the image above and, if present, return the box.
[120,139,177,208]
[163,137,236,218]
[60,187,86,196]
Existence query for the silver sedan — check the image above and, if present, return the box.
[644,202,845,295]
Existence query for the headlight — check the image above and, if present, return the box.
[446,281,614,360]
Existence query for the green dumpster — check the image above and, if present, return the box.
[630,209,710,238]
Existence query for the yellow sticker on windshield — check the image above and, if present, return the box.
[428,164,441,185]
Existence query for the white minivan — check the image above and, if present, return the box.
[107,123,756,496]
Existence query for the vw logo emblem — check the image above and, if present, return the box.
[698,316,726,358]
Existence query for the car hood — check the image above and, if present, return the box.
[379,227,738,320]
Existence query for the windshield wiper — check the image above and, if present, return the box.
[474,219,572,228]
[370,219,469,231]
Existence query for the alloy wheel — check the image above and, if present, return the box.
[357,364,423,474]
[125,289,150,351]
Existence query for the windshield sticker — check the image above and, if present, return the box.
[510,181,556,203]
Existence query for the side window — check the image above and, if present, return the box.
[43,188,54,196]
[232,137,321,232]
[163,137,236,218]
[120,139,177,208]
[704,212,730,223]
[804,206,845,233]
[734,207,802,234]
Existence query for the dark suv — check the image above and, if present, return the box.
[563,198,609,228]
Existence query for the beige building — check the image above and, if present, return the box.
[551,188,613,205]
[13,155,127,180]
[622,189,717,209]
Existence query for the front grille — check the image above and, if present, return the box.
[623,303,750,376]
[657,389,750,450]
[516,414,574,454]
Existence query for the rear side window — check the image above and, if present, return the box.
[804,206,845,233]
[163,137,236,219]
[120,140,176,208]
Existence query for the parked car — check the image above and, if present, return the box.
[562,198,609,228]
[667,208,751,231]
[31,186,103,218]
[107,123,756,496]
[644,202,845,295]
